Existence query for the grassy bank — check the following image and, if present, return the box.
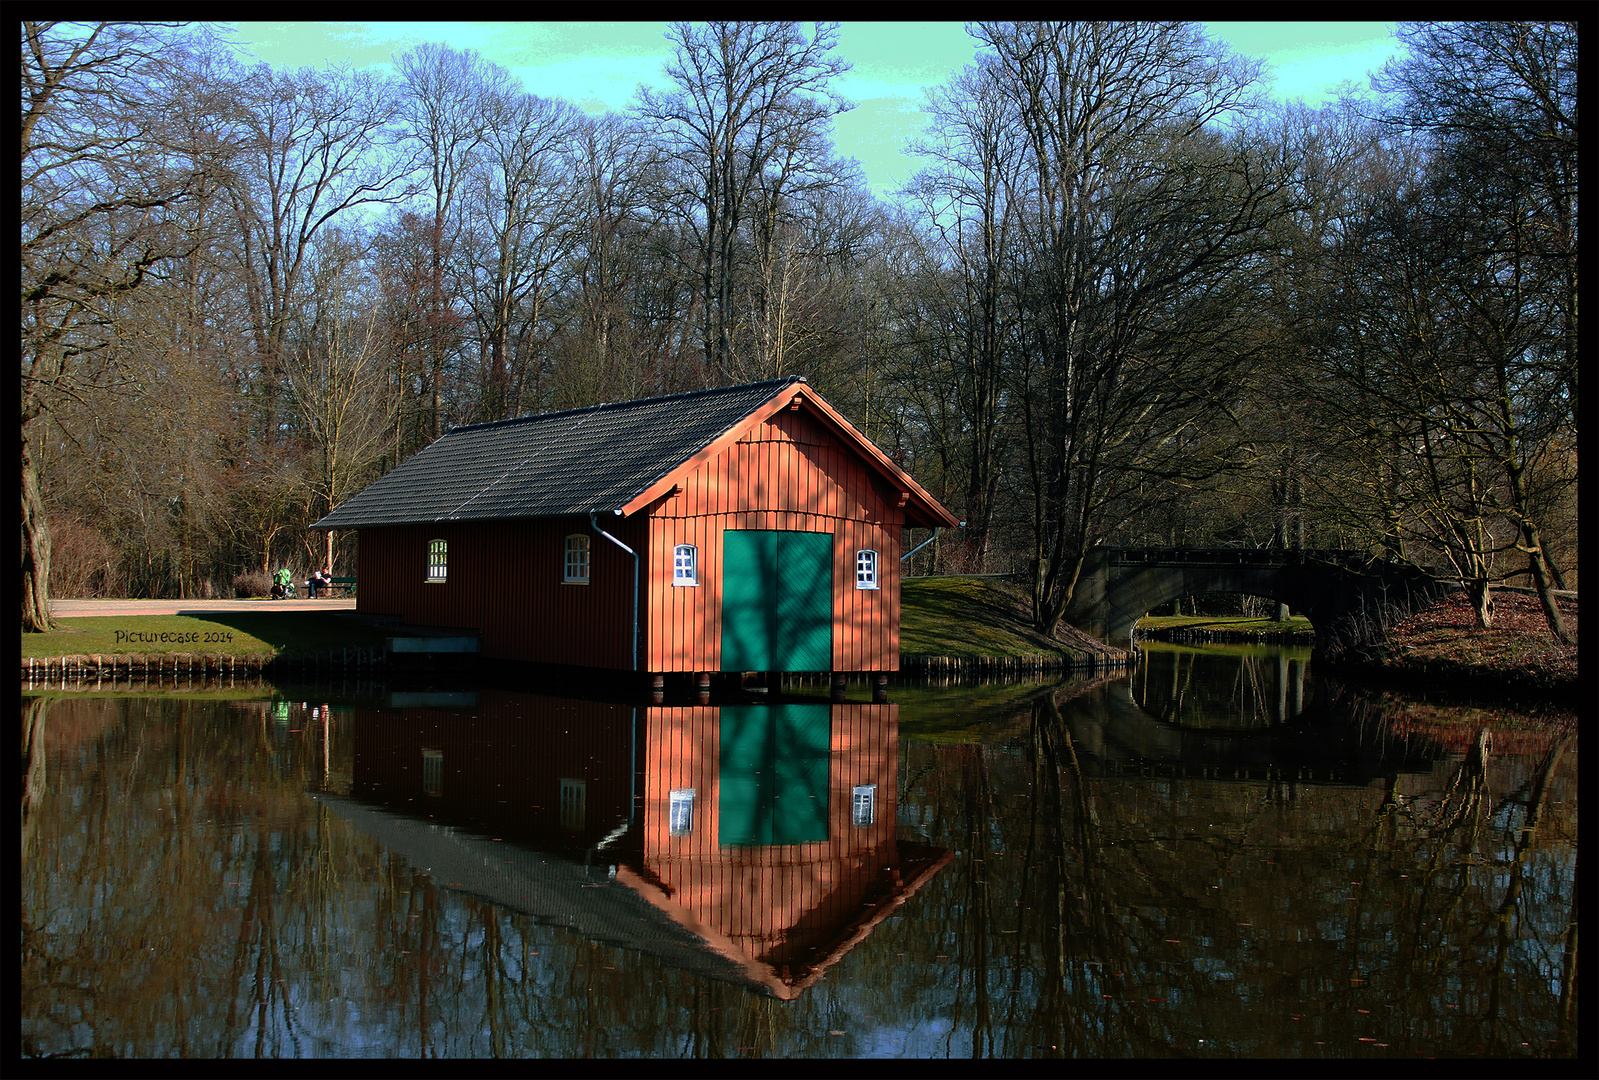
[20,612,401,662]
[23,579,1124,668]
[26,583,1567,703]
[1134,613,1315,638]
[1132,611,1317,636]
[1135,593,1577,703]
[900,575,1124,665]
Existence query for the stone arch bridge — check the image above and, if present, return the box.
[1063,547,1445,655]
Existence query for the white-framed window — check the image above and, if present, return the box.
[669,788,696,836]
[422,749,443,797]
[426,539,448,582]
[852,784,877,828]
[564,534,590,583]
[673,544,699,586]
[855,549,879,590]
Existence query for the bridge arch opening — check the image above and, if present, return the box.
[1065,548,1446,654]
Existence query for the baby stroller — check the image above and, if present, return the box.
[271,569,297,599]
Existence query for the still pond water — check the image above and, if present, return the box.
[20,643,1578,1060]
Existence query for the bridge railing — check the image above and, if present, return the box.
[1107,547,1368,568]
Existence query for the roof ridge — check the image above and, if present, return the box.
[442,376,807,436]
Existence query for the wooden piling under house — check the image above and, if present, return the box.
[312,378,959,678]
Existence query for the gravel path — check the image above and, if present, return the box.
[49,598,357,617]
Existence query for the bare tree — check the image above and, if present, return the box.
[905,64,1029,569]
[1295,24,1578,638]
[458,88,583,421]
[282,231,398,572]
[21,21,226,628]
[396,43,507,440]
[638,21,851,381]
[967,21,1283,633]
[223,61,414,443]
[556,113,687,403]
[1377,20,1577,641]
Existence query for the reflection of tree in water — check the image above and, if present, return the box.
[1133,646,1311,730]
[911,677,1183,1056]
[22,697,48,856]
[1366,713,1577,1056]
[21,690,1577,1058]
[900,677,1578,1057]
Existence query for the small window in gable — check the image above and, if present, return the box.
[427,539,448,582]
[564,534,590,583]
[855,549,880,590]
[673,544,699,586]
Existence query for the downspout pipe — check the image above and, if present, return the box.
[902,522,966,564]
[590,510,639,671]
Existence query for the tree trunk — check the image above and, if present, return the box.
[1544,552,1568,592]
[1504,455,1573,645]
[20,429,55,632]
[1038,547,1086,638]
[1520,521,1572,645]
[1469,575,1494,630]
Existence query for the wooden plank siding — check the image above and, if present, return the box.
[639,703,899,970]
[643,409,904,673]
[356,516,640,669]
[347,690,637,848]
[352,406,910,673]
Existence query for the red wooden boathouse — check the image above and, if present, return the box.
[313,378,959,676]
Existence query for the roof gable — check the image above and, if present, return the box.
[314,378,957,529]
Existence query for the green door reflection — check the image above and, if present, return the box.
[719,705,832,845]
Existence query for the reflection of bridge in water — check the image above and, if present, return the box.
[1131,644,1312,731]
[1056,660,1444,788]
[1065,547,1445,654]
[318,691,949,999]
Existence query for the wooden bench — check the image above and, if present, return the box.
[327,576,357,598]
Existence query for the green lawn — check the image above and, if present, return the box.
[1133,613,1315,635]
[25,588,1314,664]
[900,576,1085,660]
[21,612,403,660]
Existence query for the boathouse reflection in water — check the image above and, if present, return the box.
[325,693,950,999]
[20,656,1578,1059]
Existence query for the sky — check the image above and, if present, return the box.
[221,20,1406,204]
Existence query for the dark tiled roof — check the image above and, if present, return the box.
[309,793,783,995]
[315,379,802,528]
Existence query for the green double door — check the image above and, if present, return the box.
[719,530,833,672]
